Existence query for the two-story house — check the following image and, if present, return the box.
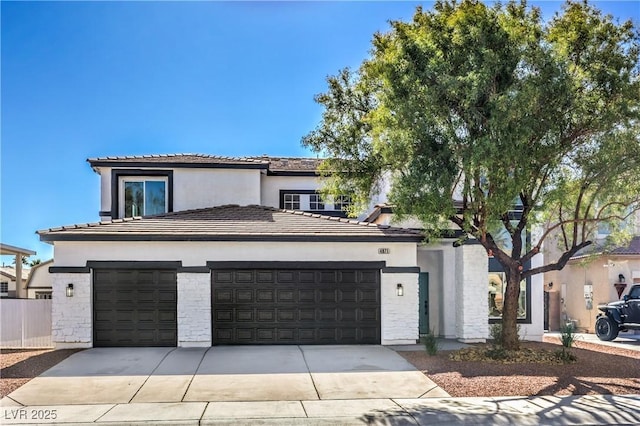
[38,153,539,348]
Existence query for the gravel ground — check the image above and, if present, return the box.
[0,349,81,398]
[2,341,639,400]
[400,338,640,397]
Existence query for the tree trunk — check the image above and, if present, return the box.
[501,266,522,350]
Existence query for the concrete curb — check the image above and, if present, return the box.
[1,395,639,425]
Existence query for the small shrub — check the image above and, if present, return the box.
[424,329,439,356]
[489,323,504,346]
[557,322,578,363]
[554,348,577,363]
[560,322,577,349]
[485,346,507,360]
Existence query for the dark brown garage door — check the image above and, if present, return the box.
[211,268,380,345]
[93,269,177,347]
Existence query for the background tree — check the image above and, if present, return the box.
[303,0,640,350]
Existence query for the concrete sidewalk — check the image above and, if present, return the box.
[1,394,639,425]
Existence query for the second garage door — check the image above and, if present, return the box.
[211,268,381,345]
[93,269,177,347]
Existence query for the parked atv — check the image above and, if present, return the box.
[595,284,640,341]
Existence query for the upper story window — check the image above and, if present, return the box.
[283,193,300,210]
[120,177,167,217]
[309,194,324,210]
[279,190,350,217]
[112,170,173,219]
[334,195,352,212]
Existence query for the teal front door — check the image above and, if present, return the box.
[419,272,429,334]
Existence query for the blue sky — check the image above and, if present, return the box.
[1,1,638,264]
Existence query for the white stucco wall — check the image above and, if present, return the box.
[260,175,320,208]
[96,166,263,217]
[177,273,212,347]
[51,273,92,348]
[173,168,261,210]
[52,241,418,268]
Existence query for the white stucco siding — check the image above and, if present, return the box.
[96,167,262,216]
[260,175,321,208]
[98,167,112,214]
[173,168,261,210]
[51,273,92,348]
[381,272,419,345]
[52,241,418,268]
[177,273,211,347]
[417,245,447,336]
[521,252,544,341]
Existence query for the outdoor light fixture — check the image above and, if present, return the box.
[66,283,74,297]
[619,274,626,283]
[396,283,404,296]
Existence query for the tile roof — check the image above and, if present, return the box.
[254,156,324,172]
[0,267,30,281]
[87,153,325,172]
[610,236,640,255]
[38,205,423,243]
[571,235,640,259]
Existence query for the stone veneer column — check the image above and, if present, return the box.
[177,273,212,347]
[455,244,489,342]
[51,273,92,348]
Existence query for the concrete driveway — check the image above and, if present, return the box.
[5,345,448,406]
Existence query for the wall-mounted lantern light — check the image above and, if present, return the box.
[619,274,626,283]
[396,283,404,296]
[66,283,74,297]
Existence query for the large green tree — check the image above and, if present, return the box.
[303,0,640,350]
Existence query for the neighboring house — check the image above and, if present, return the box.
[545,237,640,334]
[0,243,36,298]
[25,259,54,299]
[544,211,640,332]
[37,153,538,348]
[0,267,30,298]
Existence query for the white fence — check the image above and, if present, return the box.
[1,299,53,348]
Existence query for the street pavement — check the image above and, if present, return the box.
[1,339,639,425]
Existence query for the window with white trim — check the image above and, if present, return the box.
[119,177,168,218]
[0,282,8,294]
[283,193,300,210]
[309,194,324,210]
[334,195,351,211]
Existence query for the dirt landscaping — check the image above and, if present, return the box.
[399,337,640,397]
[2,339,639,400]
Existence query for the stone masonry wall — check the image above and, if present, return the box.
[177,273,212,346]
[381,272,419,344]
[51,273,92,348]
[455,244,489,342]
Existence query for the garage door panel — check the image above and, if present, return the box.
[299,289,315,302]
[359,271,378,284]
[256,310,274,321]
[93,269,177,347]
[277,309,295,321]
[237,310,254,321]
[212,268,380,345]
[256,290,275,302]
[215,310,233,322]
[215,289,233,302]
